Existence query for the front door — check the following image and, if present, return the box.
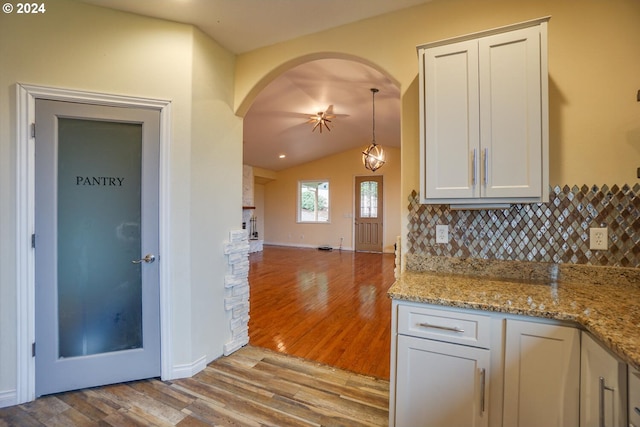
[354,175,383,252]
[34,99,161,396]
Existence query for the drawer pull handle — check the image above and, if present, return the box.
[599,377,615,427]
[417,322,465,333]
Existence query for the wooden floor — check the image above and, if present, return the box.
[0,245,395,426]
[249,246,395,380]
[0,346,389,426]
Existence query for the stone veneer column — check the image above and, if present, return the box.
[223,229,250,355]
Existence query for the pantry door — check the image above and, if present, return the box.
[354,175,383,252]
[34,99,161,396]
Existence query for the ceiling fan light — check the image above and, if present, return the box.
[309,111,332,133]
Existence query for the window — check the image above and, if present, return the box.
[359,180,379,218]
[298,180,329,223]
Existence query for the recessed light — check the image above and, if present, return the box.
[279,154,286,159]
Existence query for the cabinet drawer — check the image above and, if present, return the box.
[397,304,491,348]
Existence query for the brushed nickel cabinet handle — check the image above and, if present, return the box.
[599,376,615,427]
[483,147,488,186]
[472,149,477,186]
[480,368,486,414]
[417,322,465,333]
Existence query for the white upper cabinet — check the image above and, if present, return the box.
[418,18,549,206]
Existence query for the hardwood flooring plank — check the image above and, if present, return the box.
[96,383,186,425]
[179,381,317,427]
[100,410,152,427]
[0,406,45,427]
[181,368,323,426]
[291,388,387,427]
[17,397,72,426]
[175,415,216,427]
[40,408,95,427]
[57,391,111,421]
[128,379,196,410]
[254,360,388,414]
[181,399,265,427]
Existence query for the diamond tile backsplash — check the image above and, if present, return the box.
[407,184,640,268]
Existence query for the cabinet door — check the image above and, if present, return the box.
[395,335,490,427]
[478,26,542,198]
[421,39,480,199]
[580,332,627,427]
[503,320,580,427]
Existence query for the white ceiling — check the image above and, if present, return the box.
[243,58,400,171]
[77,0,428,170]
[77,0,431,54]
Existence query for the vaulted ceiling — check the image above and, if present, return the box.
[243,58,400,171]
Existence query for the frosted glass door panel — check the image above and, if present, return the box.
[57,118,143,358]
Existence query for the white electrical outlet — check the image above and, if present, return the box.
[589,227,608,250]
[436,224,449,244]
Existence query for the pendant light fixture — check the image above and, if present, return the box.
[362,88,385,172]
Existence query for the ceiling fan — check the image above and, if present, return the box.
[307,105,338,133]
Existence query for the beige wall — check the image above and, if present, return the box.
[235,0,640,195]
[1,0,638,407]
[263,146,401,253]
[0,0,241,403]
[235,0,640,269]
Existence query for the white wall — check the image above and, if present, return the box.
[0,0,241,405]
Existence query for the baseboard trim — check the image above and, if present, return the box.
[0,389,17,408]
[263,241,355,251]
[169,355,207,380]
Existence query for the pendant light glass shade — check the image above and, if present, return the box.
[362,88,385,172]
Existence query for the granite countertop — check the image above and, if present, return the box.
[388,258,640,370]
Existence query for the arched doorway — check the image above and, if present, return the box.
[241,57,401,378]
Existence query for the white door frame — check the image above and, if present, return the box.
[15,83,173,404]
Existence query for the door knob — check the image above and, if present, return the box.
[132,253,155,264]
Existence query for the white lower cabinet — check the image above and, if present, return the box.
[395,335,490,427]
[580,332,627,427]
[390,302,583,427]
[502,319,581,427]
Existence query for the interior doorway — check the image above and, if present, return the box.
[355,175,384,253]
[15,84,171,404]
[34,99,161,396]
